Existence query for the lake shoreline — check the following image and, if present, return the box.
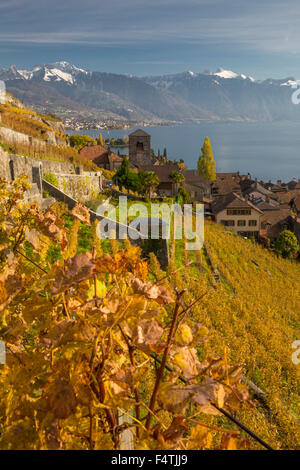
[68,122,300,182]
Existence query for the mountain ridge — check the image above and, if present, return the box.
[1,62,299,125]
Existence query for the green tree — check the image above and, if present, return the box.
[177,186,191,204]
[163,147,167,158]
[141,171,159,199]
[275,230,299,259]
[169,171,185,184]
[169,171,185,196]
[197,136,216,180]
[69,134,97,150]
[113,157,141,192]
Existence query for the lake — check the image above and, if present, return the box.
[68,122,300,182]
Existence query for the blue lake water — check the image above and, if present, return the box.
[68,122,300,182]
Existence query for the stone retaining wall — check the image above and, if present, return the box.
[0,147,79,183]
[51,174,103,202]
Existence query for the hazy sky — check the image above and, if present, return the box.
[0,0,300,78]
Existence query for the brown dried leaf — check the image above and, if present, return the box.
[162,416,187,444]
[24,227,40,250]
[191,377,220,406]
[52,253,96,294]
[171,346,203,379]
[45,379,77,419]
[131,319,165,355]
[158,382,194,414]
[71,202,90,225]
[107,368,133,396]
[0,249,18,282]
[131,278,173,304]
[55,319,96,346]
[33,208,67,251]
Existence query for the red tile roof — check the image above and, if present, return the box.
[260,207,292,238]
[139,164,179,183]
[79,145,123,164]
[277,190,300,204]
[211,173,243,195]
[211,192,264,215]
[129,129,150,137]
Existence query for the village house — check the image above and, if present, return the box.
[260,205,292,241]
[138,163,180,196]
[262,177,300,194]
[210,192,263,238]
[241,185,279,211]
[211,172,250,197]
[123,129,299,243]
[138,165,212,199]
[182,170,211,201]
[79,144,123,171]
[263,180,287,193]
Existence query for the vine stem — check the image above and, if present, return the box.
[92,245,98,307]
[118,325,141,438]
[145,288,186,431]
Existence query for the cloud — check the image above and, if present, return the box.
[0,0,300,55]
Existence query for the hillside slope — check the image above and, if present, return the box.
[0,93,98,171]
[166,220,300,449]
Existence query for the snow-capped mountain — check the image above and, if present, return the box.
[0,61,89,85]
[1,61,299,123]
[213,67,255,82]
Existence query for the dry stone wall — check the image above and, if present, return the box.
[0,126,46,149]
[52,173,103,202]
[0,148,79,183]
[0,147,102,203]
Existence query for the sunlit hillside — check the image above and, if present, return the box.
[68,207,300,449]
[0,93,98,171]
[164,220,300,449]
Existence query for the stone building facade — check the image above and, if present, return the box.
[129,129,151,167]
[211,192,263,239]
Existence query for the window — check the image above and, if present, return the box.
[227,209,251,215]
[238,231,259,239]
[221,220,235,227]
[248,220,257,227]
[237,220,246,226]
